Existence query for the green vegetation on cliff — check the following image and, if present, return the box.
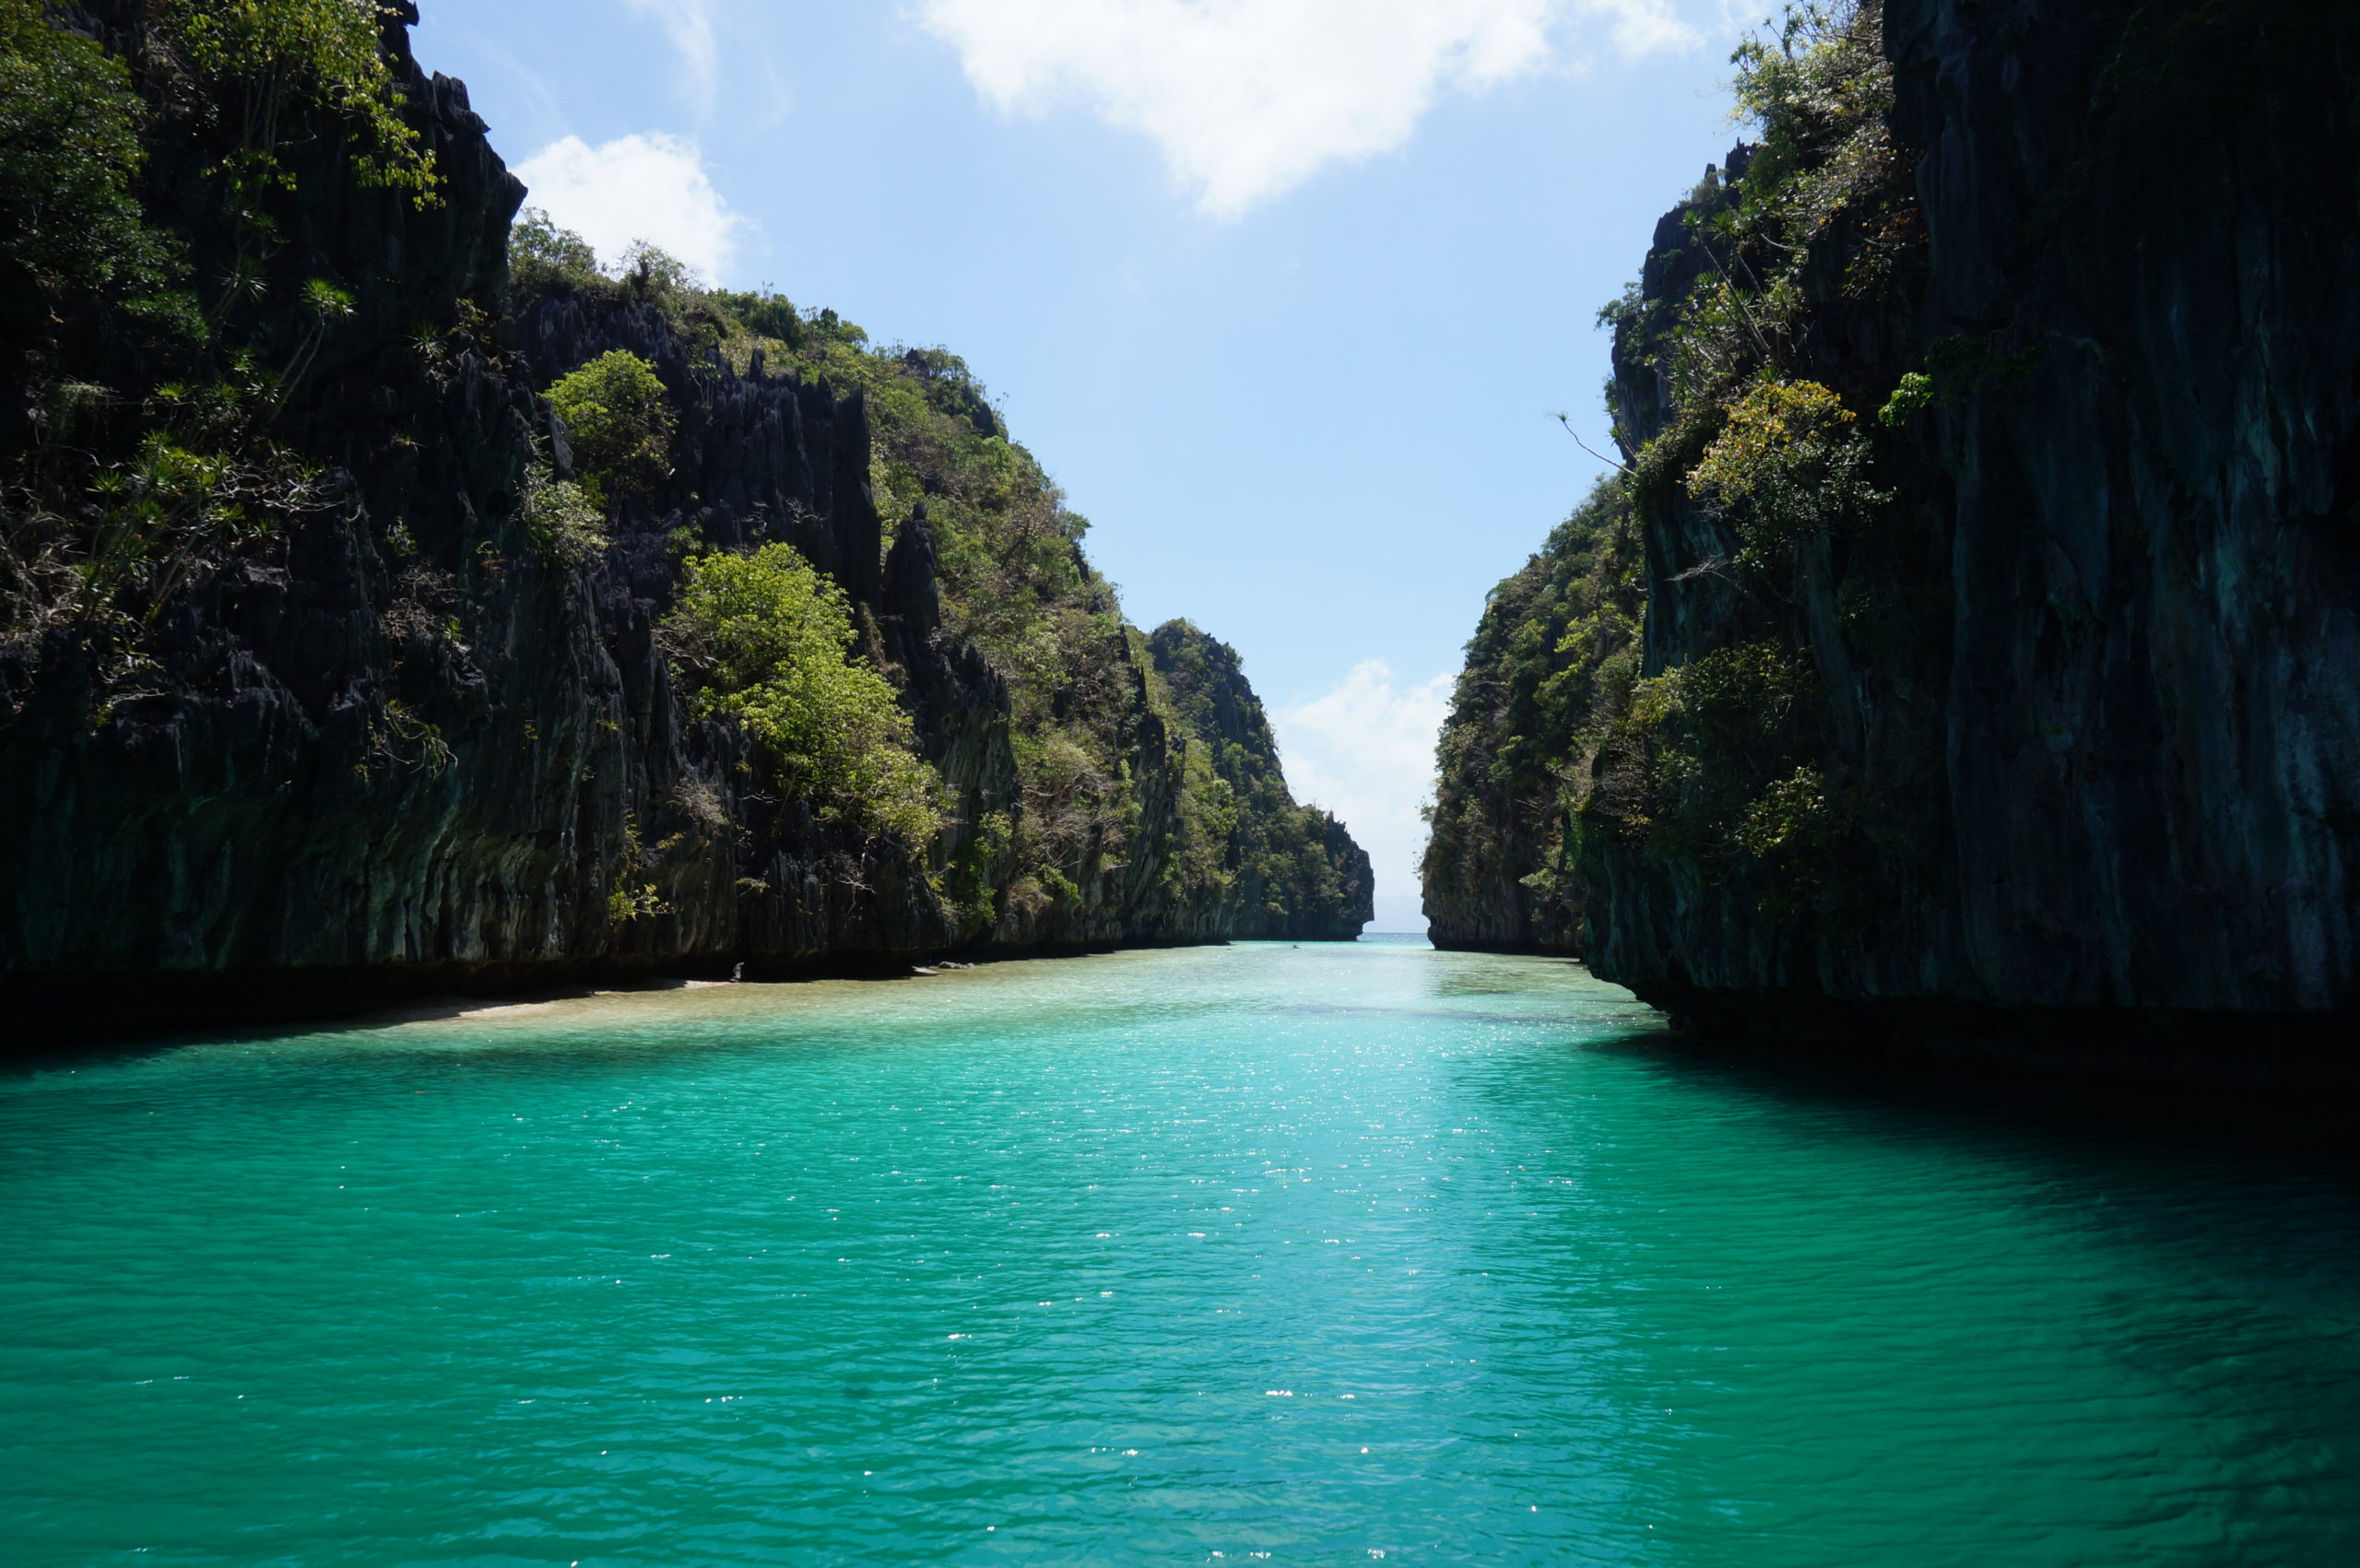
[1583,0,1924,935]
[665,544,942,847]
[1426,0,1914,948]
[0,0,461,677]
[1145,620,1364,929]
[0,0,166,302]
[509,220,1369,941]
[1421,480,1642,948]
[545,349,674,506]
[0,0,1369,1014]
[1434,0,2360,1043]
[168,0,439,205]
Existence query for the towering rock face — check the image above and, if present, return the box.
[0,4,1367,1028]
[1428,0,2360,1072]
[1849,0,2360,1028]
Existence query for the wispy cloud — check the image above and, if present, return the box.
[624,0,721,101]
[917,0,1701,218]
[1589,0,1708,54]
[513,132,749,281]
[1271,661,1454,919]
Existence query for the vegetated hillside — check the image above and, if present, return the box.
[1144,620,1372,941]
[0,0,1368,1028]
[1425,0,2360,1084]
[1422,480,1641,952]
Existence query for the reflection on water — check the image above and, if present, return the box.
[1,940,2354,1566]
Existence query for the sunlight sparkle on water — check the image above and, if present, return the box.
[1,940,2355,1565]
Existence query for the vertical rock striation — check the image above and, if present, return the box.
[1428,0,2360,1086]
[0,3,1369,1030]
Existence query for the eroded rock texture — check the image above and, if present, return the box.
[0,6,1368,1028]
[1432,0,2360,1079]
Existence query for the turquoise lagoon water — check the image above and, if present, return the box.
[1,939,2355,1565]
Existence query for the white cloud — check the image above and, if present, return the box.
[625,0,720,100]
[513,132,748,281]
[1271,661,1454,927]
[917,0,1700,218]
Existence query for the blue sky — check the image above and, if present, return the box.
[415,0,1754,929]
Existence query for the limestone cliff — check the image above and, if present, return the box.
[1427,0,2360,1083]
[1422,486,1635,954]
[1144,621,1374,942]
[0,1,1368,1030]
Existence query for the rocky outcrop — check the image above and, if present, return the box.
[1422,490,1631,955]
[0,4,1368,1031]
[1145,621,1375,941]
[1428,0,2360,1089]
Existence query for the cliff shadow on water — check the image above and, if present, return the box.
[0,0,1369,1036]
[1424,0,2360,1112]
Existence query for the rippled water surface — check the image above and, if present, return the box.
[3,940,2356,1565]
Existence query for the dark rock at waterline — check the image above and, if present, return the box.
[0,4,1369,1034]
[1428,0,2360,1086]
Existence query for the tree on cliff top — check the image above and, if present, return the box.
[167,0,439,206]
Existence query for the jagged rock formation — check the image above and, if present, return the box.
[1427,0,2360,1084]
[0,2,1368,1030]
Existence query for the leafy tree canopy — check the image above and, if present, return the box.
[664,545,942,847]
[510,207,601,297]
[544,349,673,504]
[167,0,438,204]
[0,0,170,301]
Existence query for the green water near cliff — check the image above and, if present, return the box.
[2,940,2354,1565]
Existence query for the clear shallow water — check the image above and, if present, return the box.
[2,941,2355,1567]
